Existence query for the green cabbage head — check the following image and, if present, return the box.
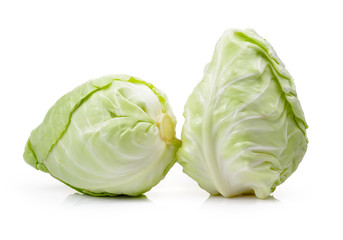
[177,29,308,199]
[24,75,180,196]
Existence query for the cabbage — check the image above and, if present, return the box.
[177,29,308,199]
[24,75,180,196]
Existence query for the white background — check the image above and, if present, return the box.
[1,0,342,239]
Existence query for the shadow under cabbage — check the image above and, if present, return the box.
[63,192,151,206]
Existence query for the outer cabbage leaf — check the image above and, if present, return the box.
[178,29,308,199]
[24,75,180,196]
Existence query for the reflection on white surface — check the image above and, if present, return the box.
[62,193,151,206]
[203,195,280,206]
